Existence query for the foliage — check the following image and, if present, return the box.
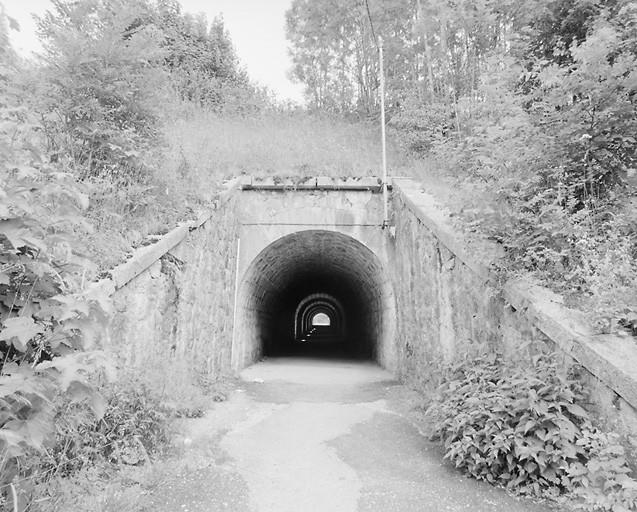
[23,0,271,273]
[32,463,165,512]
[286,0,534,113]
[0,3,18,68]
[1,368,177,508]
[527,10,637,200]
[152,0,253,110]
[285,0,637,324]
[45,373,171,475]
[527,0,607,66]
[428,353,637,510]
[409,3,636,323]
[34,0,167,182]
[162,108,404,183]
[570,428,637,511]
[286,0,418,113]
[0,19,113,501]
[431,354,588,493]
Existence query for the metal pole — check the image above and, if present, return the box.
[230,237,241,368]
[378,37,389,227]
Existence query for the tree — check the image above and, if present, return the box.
[1,3,111,489]
[285,0,530,115]
[530,6,637,201]
[152,0,251,108]
[286,0,360,112]
[34,0,166,181]
[0,2,19,68]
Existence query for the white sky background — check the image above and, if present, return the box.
[4,0,304,102]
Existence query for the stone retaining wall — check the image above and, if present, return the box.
[391,178,637,444]
[96,184,239,380]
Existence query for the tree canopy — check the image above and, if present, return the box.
[287,0,636,320]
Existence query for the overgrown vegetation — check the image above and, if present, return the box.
[286,0,637,328]
[1,14,113,507]
[2,0,636,508]
[427,354,637,510]
[163,109,403,181]
[0,1,240,507]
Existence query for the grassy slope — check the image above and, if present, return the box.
[86,106,635,324]
[161,111,407,180]
[85,110,407,268]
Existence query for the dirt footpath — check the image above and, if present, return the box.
[145,358,554,512]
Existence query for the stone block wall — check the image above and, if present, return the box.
[390,178,637,445]
[101,193,239,382]
[389,190,503,393]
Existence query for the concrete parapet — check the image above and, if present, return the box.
[391,177,637,441]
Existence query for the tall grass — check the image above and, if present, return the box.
[85,107,416,269]
[160,110,407,191]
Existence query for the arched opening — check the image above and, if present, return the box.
[312,313,330,326]
[295,293,344,345]
[234,230,394,366]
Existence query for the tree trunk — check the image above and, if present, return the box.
[417,0,435,98]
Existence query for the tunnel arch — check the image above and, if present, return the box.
[295,293,345,342]
[232,230,395,368]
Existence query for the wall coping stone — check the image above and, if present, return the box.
[504,279,637,409]
[89,178,241,298]
[392,177,637,411]
[240,175,387,192]
[392,178,501,281]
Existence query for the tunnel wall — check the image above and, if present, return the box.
[390,178,637,444]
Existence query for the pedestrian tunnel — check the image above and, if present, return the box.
[295,293,345,344]
[233,230,395,367]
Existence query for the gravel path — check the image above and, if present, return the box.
[145,358,554,512]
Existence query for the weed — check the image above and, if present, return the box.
[428,353,637,510]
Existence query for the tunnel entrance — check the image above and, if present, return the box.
[235,230,393,365]
[294,293,345,345]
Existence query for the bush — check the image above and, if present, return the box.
[9,372,173,497]
[34,0,167,182]
[569,428,637,511]
[1,373,174,508]
[43,373,173,477]
[1,28,112,494]
[428,353,637,510]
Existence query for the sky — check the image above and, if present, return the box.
[4,0,304,102]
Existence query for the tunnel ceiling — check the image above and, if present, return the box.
[240,230,388,358]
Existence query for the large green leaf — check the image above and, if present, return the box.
[0,317,44,351]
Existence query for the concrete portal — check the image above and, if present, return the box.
[231,179,396,371]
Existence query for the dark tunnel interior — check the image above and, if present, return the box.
[239,230,389,361]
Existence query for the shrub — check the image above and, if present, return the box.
[569,428,637,511]
[1,34,112,495]
[34,0,167,182]
[42,373,173,477]
[428,353,637,510]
